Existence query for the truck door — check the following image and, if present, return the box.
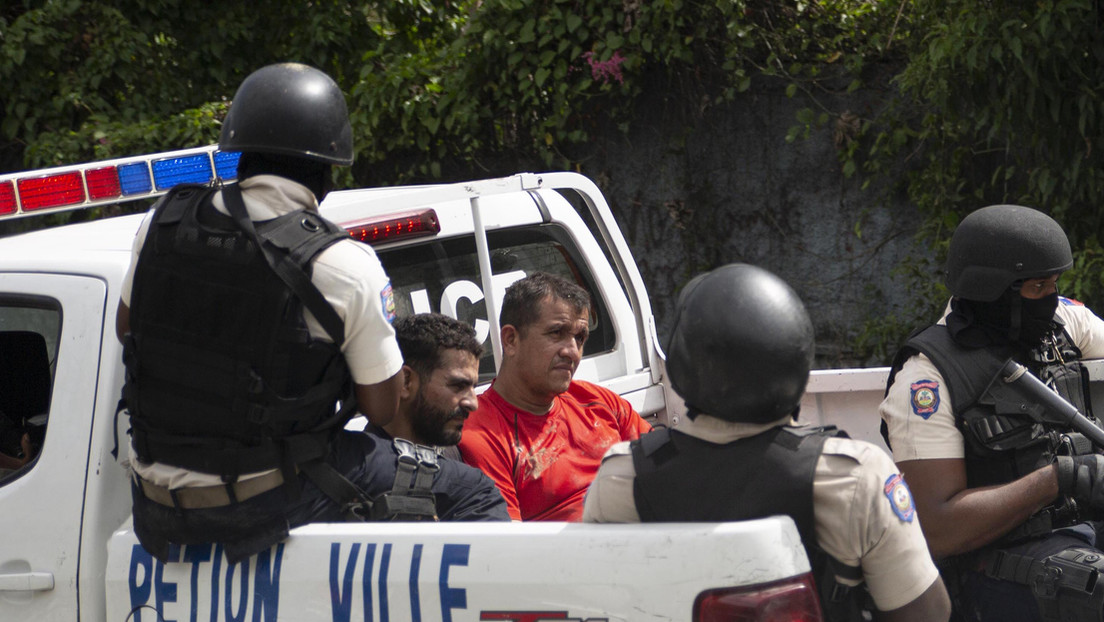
[0,274,108,620]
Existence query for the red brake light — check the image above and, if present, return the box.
[693,573,824,622]
[344,209,440,244]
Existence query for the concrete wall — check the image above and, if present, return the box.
[582,81,934,368]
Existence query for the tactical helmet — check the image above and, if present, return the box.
[945,205,1072,302]
[220,63,353,166]
[665,263,814,423]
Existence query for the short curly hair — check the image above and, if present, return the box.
[499,272,590,333]
[393,313,483,378]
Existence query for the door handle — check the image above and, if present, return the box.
[0,572,54,592]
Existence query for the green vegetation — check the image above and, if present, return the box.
[3,1,1103,358]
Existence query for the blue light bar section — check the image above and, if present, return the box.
[117,162,153,196]
[152,154,214,190]
[214,151,241,180]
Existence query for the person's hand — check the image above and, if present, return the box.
[19,433,32,462]
[1057,454,1104,510]
[0,433,33,470]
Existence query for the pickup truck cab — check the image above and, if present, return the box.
[0,146,868,621]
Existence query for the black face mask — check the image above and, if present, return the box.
[1017,292,1059,346]
[947,290,1059,348]
[947,295,1015,348]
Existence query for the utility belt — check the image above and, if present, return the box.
[134,468,287,510]
[973,546,1104,622]
[133,438,442,521]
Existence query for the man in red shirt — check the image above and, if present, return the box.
[458,272,652,521]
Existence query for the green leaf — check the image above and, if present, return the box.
[535,67,551,87]
[566,14,583,33]
[519,19,536,44]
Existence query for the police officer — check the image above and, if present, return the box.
[584,263,951,622]
[881,204,1104,621]
[115,62,407,562]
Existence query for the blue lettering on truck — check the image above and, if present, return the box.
[127,541,470,621]
[328,542,471,622]
[128,543,283,622]
[440,544,470,621]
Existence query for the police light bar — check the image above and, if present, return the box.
[0,145,240,220]
[344,209,440,245]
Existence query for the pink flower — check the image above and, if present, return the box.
[583,51,625,85]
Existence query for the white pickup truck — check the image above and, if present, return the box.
[0,145,916,621]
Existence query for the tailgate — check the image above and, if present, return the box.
[106,518,810,621]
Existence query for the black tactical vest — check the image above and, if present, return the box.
[886,323,1094,540]
[124,183,354,481]
[631,426,867,622]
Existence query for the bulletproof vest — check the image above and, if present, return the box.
[124,183,354,481]
[631,426,867,622]
[886,323,1094,539]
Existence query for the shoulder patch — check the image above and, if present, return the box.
[884,473,915,523]
[380,281,396,324]
[1060,296,1085,307]
[909,379,940,419]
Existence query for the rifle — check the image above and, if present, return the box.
[991,359,1104,450]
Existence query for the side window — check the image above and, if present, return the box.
[377,224,615,380]
[0,297,59,483]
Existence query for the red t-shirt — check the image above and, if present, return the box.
[458,380,652,521]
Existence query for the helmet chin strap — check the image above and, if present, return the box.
[1008,289,1023,342]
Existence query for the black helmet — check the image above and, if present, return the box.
[945,205,1072,302]
[665,264,814,423]
[219,63,353,166]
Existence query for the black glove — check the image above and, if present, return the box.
[1056,454,1104,510]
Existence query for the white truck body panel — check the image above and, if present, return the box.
[105,520,809,622]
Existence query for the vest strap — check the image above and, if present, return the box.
[299,459,375,521]
[222,184,346,345]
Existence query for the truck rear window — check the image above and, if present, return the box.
[377,224,615,380]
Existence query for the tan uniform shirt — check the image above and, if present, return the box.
[582,414,940,612]
[881,299,1104,462]
[121,175,404,488]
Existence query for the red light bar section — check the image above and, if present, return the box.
[86,166,122,200]
[0,181,15,215]
[345,209,440,244]
[18,172,85,211]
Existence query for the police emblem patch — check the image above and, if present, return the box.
[884,473,915,523]
[909,379,939,419]
[380,282,396,324]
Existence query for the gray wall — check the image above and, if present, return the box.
[585,82,932,368]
